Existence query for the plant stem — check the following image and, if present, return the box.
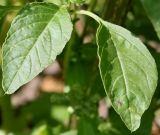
[80,0,97,42]
[63,30,76,79]
[0,69,16,132]
[102,0,132,25]
[88,0,97,11]
[77,10,101,24]
[0,95,16,132]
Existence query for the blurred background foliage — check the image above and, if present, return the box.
[0,0,160,135]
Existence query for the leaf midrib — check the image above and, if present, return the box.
[97,24,133,129]
[108,30,133,130]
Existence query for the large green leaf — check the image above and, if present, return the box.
[2,3,73,94]
[96,21,157,131]
[141,0,160,39]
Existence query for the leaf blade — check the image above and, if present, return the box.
[2,3,73,94]
[96,21,157,131]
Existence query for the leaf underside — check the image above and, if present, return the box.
[96,21,157,131]
[2,3,73,94]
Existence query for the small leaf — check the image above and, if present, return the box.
[96,21,157,131]
[141,0,160,39]
[2,3,73,94]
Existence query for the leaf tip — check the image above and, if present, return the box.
[121,111,141,132]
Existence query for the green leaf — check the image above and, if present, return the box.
[141,0,160,39]
[2,3,73,94]
[96,21,157,131]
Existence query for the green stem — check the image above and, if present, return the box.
[77,10,102,24]
[102,0,110,19]
[63,30,76,79]
[0,95,15,132]
[80,0,97,41]
[88,0,97,11]
[102,0,132,25]
[0,69,16,132]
